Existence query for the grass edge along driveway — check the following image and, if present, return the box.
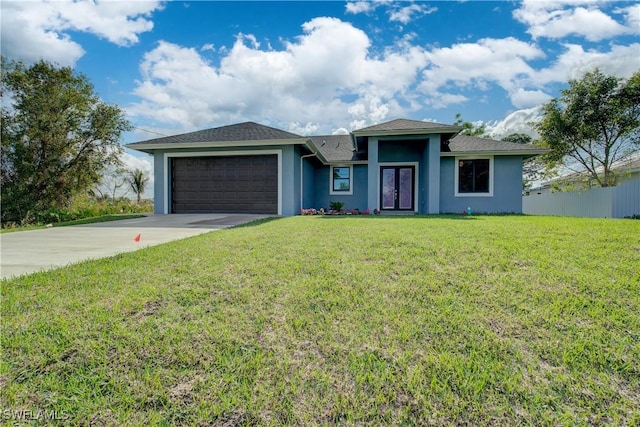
[1,215,639,425]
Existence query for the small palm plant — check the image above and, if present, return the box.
[128,168,149,204]
[329,201,345,213]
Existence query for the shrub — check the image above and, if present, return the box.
[329,201,345,212]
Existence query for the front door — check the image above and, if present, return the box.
[380,166,415,211]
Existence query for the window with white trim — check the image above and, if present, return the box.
[330,165,353,195]
[455,157,493,197]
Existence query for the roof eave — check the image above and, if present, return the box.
[440,149,549,157]
[125,138,309,152]
[352,127,463,137]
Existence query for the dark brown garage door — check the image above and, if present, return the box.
[171,155,278,214]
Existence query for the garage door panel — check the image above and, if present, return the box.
[171,155,278,214]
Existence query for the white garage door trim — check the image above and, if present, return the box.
[163,150,283,215]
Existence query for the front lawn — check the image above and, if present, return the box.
[1,216,638,425]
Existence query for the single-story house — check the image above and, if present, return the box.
[126,118,546,216]
[530,155,640,194]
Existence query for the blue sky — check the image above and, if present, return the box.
[2,0,639,185]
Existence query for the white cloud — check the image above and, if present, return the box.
[533,43,640,85]
[420,37,544,98]
[126,10,639,134]
[287,122,319,136]
[514,1,634,41]
[201,43,215,52]
[345,0,390,15]
[485,106,543,140]
[619,4,640,35]
[424,92,469,109]
[510,88,553,109]
[129,18,430,132]
[0,0,163,66]
[346,0,435,25]
[332,128,350,135]
[388,3,437,25]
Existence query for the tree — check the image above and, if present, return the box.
[535,69,640,187]
[127,168,149,204]
[453,113,487,136]
[502,133,532,145]
[502,133,545,191]
[1,58,131,224]
[95,165,130,201]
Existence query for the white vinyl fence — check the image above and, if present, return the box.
[523,178,640,218]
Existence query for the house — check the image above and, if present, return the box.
[530,156,640,194]
[126,118,546,216]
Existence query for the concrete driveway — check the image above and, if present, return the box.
[0,214,271,280]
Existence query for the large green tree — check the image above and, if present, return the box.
[1,58,131,224]
[535,69,640,187]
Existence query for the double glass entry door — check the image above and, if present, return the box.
[380,166,415,211]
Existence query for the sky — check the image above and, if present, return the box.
[1,0,639,195]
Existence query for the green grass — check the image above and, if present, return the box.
[1,216,639,425]
[0,214,146,233]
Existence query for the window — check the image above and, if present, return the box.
[455,157,493,196]
[330,165,353,195]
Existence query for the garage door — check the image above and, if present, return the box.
[171,155,278,214]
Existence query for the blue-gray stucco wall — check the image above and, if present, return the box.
[302,158,316,210]
[440,156,524,213]
[378,140,424,163]
[310,164,369,211]
[153,152,165,214]
[149,143,525,216]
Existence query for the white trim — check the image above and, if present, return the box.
[163,150,283,215]
[329,164,353,195]
[377,162,419,213]
[454,155,494,197]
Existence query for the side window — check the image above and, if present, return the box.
[455,157,493,196]
[330,166,353,195]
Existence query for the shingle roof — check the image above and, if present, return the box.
[444,134,548,156]
[353,118,461,134]
[308,135,361,162]
[128,121,303,146]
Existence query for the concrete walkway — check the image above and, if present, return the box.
[0,214,271,280]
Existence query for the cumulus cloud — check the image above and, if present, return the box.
[420,37,544,100]
[485,106,543,140]
[287,122,319,136]
[332,128,351,135]
[533,43,640,85]
[514,1,634,41]
[510,88,553,109]
[619,4,640,35]
[1,0,163,66]
[129,17,429,131]
[127,8,639,134]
